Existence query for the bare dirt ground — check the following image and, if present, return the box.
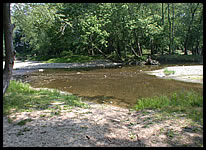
[3,102,203,147]
[3,61,203,147]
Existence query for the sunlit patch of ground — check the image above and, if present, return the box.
[3,102,203,147]
[145,65,203,84]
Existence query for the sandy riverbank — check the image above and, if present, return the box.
[145,65,203,84]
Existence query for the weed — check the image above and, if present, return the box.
[16,127,31,136]
[128,131,137,140]
[80,125,88,130]
[163,68,175,76]
[40,114,46,118]
[166,129,177,138]
[17,118,33,126]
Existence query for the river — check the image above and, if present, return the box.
[22,65,203,108]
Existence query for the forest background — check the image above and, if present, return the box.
[4,3,203,63]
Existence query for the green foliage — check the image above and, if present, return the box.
[153,54,203,64]
[134,90,203,123]
[11,3,203,62]
[17,118,33,126]
[163,68,175,75]
[44,55,103,63]
[3,80,88,116]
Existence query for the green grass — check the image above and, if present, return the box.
[41,55,103,63]
[163,68,175,75]
[17,118,33,126]
[133,90,203,124]
[3,80,89,116]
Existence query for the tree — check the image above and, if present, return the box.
[171,3,175,54]
[183,3,199,55]
[11,3,203,62]
[168,3,171,54]
[3,3,15,95]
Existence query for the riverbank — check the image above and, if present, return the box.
[145,65,203,84]
[11,60,122,70]
[8,60,203,84]
[3,61,203,147]
[3,60,122,77]
[3,81,203,147]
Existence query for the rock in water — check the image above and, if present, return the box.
[39,69,44,72]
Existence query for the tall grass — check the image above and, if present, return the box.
[3,80,88,115]
[134,90,203,123]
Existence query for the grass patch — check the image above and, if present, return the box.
[133,90,203,124]
[3,80,89,116]
[163,68,175,76]
[42,55,103,63]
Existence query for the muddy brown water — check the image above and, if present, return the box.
[23,65,203,108]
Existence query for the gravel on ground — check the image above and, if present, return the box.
[3,102,203,147]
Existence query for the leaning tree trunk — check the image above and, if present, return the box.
[3,3,15,95]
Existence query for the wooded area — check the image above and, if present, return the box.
[7,3,203,62]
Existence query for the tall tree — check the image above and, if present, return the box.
[168,3,171,54]
[3,3,15,95]
[183,3,199,55]
[171,3,175,54]
[162,3,164,25]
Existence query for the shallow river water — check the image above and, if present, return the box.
[24,65,203,108]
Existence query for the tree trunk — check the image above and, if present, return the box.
[168,3,171,54]
[137,42,142,56]
[162,3,164,25]
[161,3,164,55]
[194,9,203,56]
[131,46,139,58]
[150,39,154,55]
[171,3,175,54]
[133,29,142,57]
[184,3,199,55]
[3,3,15,95]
